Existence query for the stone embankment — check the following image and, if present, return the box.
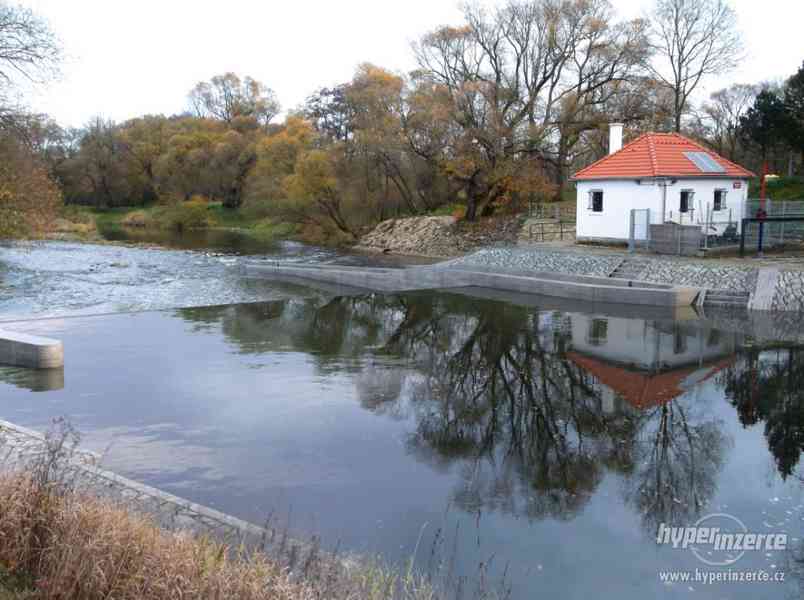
[445,247,619,277]
[446,247,804,311]
[357,220,804,311]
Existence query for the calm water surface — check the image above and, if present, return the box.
[0,241,803,599]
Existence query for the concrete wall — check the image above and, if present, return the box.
[649,223,703,256]
[576,177,749,240]
[0,330,64,369]
[245,263,700,307]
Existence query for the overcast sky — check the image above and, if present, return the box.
[16,0,804,127]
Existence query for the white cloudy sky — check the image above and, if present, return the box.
[15,0,804,127]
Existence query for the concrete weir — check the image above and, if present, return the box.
[245,262,699,307]
[0,329,64,369]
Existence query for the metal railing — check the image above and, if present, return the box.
[740,216,804,256]
[529,221,576,242]
[528,200,576,222]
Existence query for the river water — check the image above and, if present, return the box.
[0,234,802,599]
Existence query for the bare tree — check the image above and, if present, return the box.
[188,73,280,126]
[700,83,757,160]
[647,0,743,132]
[411,0,648,214]
[0,2,60,86]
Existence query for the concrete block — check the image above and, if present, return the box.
[748,268,780,311]
[0,329,64,369]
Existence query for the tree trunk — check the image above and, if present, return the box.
[464,196,478,221]
[674,89,683,132]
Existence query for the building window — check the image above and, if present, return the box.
[587,319,608,346]
[680,190,694,213]
[713,189,727,211]
[588,190,603,212]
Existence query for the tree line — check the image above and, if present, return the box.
[1,0,803,241]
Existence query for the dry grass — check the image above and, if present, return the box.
[0,421,471,600]
[0,474,313,599]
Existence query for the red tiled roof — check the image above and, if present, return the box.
[572,133,755,180]
[566,352,734,410]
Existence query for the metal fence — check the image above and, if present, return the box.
[628,208,651,252]
[745,200,804,248]
[528,221,576,242]
[528,201,576,222]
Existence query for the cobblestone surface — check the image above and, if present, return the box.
[636,261,757,292]
[445,247,621,277]
[772,270,804,312]
[448,247,761,289]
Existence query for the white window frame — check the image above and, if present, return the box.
[587,189,604,213]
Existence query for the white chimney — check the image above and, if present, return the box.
[609,123,623,154]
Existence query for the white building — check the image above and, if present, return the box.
[573,125,755,243]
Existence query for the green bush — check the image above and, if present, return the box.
[162,199,210,232]
[749,176,804,201]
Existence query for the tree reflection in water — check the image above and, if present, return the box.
[721,347,804,480]
[176,292,804,536]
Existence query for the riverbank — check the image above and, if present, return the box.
[0,419,443,600]
[53,204,298,246]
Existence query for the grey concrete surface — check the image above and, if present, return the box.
[245,262,699,307]
[0,329,64,369]
[748,268,780,311]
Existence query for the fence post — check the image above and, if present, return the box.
[646,209,651,250]
[781,201,786,246]
[628,209,635,253]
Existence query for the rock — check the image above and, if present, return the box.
[357,214,527,258]
[357,216,462,257]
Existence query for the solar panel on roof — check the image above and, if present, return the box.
[684,151,725,173]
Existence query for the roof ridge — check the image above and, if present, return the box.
[572,130,756,179]
[572,132,649,179]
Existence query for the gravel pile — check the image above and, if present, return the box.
[357,216,463,257]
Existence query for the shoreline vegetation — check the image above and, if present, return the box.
[52,201,300,246]
[0,421,503,600]
[48,175,804,258]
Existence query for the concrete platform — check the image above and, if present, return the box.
[0,329,64,369]
[245,262,699,307]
